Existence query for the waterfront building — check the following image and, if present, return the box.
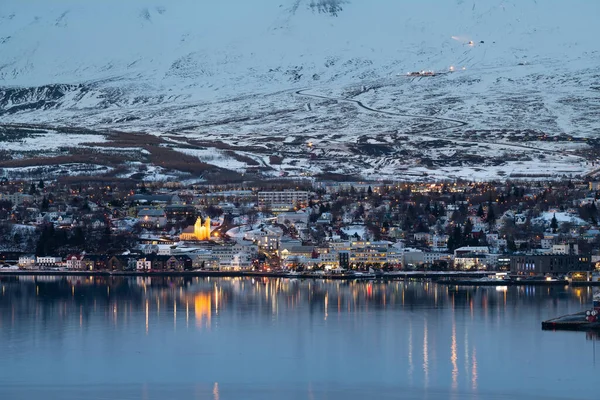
[192,251,220,270]
[36,256,62,268]
[18,255,36,269]
[211,241,257,270]
[454,246,490,258]
[510,254,592,276]
[454,253,495,270]
[65,254,84,270]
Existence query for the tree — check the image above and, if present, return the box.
[70,227,86,247]
[28,183,37,196]
[477,204,484,218]
[41,196,49,212]
[0,200,12,211]
[464,219,473,238]
[550,213,558,233]
[486,206,496,224]
[38,179,45,190]
[246,208,258,227]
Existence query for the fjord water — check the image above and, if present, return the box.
[0,276,596,400]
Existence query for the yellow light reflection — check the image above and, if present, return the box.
[194,293,211,328]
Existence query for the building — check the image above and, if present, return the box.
[165,205,196,221]
[180,217,212,241]
[137,208,167,228]
[277,210,310,225]
[454,253,495,270]
[258,191,309,212]
[510,254,592,276]
[211,241,257,270]
[130,194,179,204]
[454,246,489,258]
[36,256,62,268]
[65,254,84,270]
[245,226,282,252]
[192,251,220,270]
[0,192,34,206]
[401,249,450,268]
[137,257,152,271]
[18,255,36,269]
[551,243,579,255]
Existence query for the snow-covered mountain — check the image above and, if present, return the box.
[2,0,597,92]
[0,0,599,181]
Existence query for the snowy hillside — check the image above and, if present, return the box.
[0,0,599,182]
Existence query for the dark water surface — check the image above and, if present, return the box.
[0,276,597,400]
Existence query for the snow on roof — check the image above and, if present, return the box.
[539,212,586,226]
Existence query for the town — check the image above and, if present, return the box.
[0,177,599,280]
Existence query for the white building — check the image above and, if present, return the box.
[212,241,257,270]
[540,235,556,249]
[429,234,448,251]
[136,258,152,271]
[400,249,450,267]
[454,246,490,257]
[276,210,310,225]
[245,226,283,252]
[258,191,309,212]
[0,193,34,206]
[192,251,220,270]
[157,245,174,256]
[18,255,36,269]
[65,254,84,270]
[36,256,62,268]
[552,243,579,255]
[137,208,167,228]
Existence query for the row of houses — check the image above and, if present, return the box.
[17,240,258,272]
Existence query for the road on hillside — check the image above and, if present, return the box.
[295,89,587,161]
[296,89,468,134]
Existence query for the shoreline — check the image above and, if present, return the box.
[1,270,600,285]
[0,270,492,280]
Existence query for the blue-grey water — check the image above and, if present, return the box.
[0,276,597,400]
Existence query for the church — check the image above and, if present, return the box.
[180,216,212,241]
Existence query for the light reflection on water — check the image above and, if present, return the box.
[0,276,598,400]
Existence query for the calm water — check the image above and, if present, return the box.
[0,276,597,400]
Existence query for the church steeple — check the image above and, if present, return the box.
[185,216,211,241]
